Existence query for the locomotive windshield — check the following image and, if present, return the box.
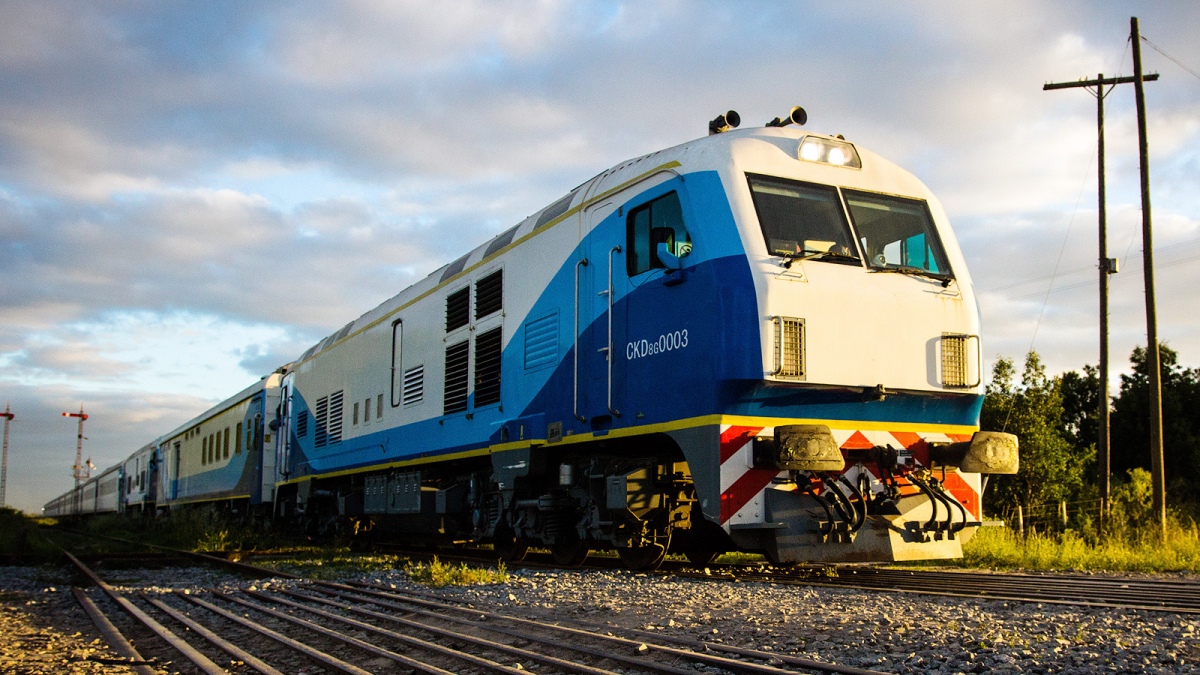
[746,174,859,264]
[844,190,952,277]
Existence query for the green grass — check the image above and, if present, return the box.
[404,556,509,587]
[0,508,63,563]
[252,550,412,580]
[949,520,1200,573]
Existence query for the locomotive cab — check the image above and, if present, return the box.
[694,125,1018,563]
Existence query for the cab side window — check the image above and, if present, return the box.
[626,191,690,276]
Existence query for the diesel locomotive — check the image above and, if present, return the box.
[45,108,1018,570]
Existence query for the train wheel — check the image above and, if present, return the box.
[550,530,589,567]
[493,525,529,563]
[618,543,666,571]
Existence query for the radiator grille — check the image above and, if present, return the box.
[445,287,470,332]
[444,340,470,414]
[327,390,343,444]
[314,396,328,448]
[941,334,970,388]
[402,365,424,406]
[296,410,308,438]
[474,327,502,407]
[774,317,806,379]
[475,270,503,319]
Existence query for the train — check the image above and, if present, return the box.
[44,107,1018,570]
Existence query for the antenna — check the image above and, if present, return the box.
[63,405,89,513]
[1,405,13,508]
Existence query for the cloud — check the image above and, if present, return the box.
[0,383,216,513]
[2,0,1199,513]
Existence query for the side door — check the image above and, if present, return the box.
[275,372,295,485]
[619,186,701,418]
[580,199,626,428]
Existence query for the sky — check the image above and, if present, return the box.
[2,2,1198,513]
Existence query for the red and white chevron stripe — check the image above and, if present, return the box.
[718,424,980,527]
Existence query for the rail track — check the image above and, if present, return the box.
[58,526,1200,616]
[683,564,1200,614]
[336,545,1200,615]
[59,537,884,675]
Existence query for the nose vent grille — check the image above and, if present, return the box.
[773,317,806,380]
[940,333,980,388]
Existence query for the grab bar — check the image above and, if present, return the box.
[603,246,622,417]
[573,258,589,422]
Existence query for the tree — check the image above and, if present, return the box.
[1110,344,1200,493]
[980,351,1093,514]
[1059,364,1099,457]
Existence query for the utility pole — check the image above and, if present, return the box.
[1043,70,1158,511]
[1131,16,1167,537]
[1,405,13,509]
[63,406,88,514]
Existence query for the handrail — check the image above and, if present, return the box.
[770,315,783,376]
[605,246,622,417]
[573,258,589,422]
[967,334,982,388]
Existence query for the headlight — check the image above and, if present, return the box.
[797,136,862,169]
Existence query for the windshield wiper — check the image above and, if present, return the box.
[871,265,954,286]
[780,251,861,267]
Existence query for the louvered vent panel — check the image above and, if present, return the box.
[942,334,969,388]
[774,317,805,380]
[475,270,503,319]
[474,327,502,407]
[444,341,470,414]
[327,390,343,444]
[446,287,470,332]
[314,395,329,448]
[523,312,558,371]
[402,365,424,406]
[296,410,308,438]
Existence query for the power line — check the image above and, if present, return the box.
[1141,35,1200,82]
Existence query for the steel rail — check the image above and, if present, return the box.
[365,543,1200,614]
[60,529,303,580]
[70,588,158,675]
[270,587,625,675]
[320,580,885,675]
[300,585,698,675]
[62,551,228,675]
[693,567,1200,613]
[247,588,576,675]
[138,593,285,675]
[572,618,884,675]
[176,591,378,675]
[841,566,1200,591]
[206,589,459,675]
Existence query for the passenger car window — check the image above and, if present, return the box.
[843,190,951,276]
[626,191,691,276]
[746,174,859,264]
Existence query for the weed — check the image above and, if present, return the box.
[405,556,509,587]
[712,551,767,565]
[953,518,1200,573]
[195,529,232,553]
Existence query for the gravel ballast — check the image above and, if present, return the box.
[2,562,1198,674]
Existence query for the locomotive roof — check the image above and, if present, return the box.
[288,125,925,369]
[291,127,771,366]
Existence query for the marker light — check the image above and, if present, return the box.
[797,136,862,169]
